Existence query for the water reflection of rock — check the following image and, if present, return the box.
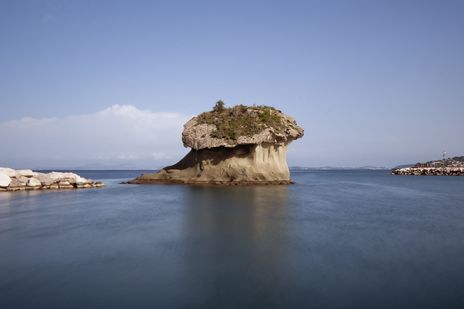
[178,185,293,307]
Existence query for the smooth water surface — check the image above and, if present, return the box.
[1,170,463,308]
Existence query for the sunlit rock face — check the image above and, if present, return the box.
[130,104,304,185]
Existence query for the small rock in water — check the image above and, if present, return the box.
[94,182,105,188]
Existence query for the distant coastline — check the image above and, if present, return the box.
[391,156,464,176]
[290,166,389,171]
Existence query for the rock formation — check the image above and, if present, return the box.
[129,104,304,185]
[0,168,105,192]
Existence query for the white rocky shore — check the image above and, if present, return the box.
[0,167,104,192]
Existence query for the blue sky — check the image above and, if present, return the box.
[1,0,463,169]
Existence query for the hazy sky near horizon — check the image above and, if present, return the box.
[1,0,463,169]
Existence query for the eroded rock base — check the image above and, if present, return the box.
[129,143,294,185]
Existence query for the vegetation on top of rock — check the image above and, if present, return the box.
[196,102,289,141]
[212,100,225,112]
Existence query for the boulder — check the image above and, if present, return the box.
[34,173,56,186]
[0,167,16,177]
[0,172,12,187]
[18,176,29,183]
[8,178,26,188]
[48,172,80,183]
[94,182,105,188]
[75,176,91,185]
[15,169,36,178]
[59,185,75,190]
[27,177,42,188]
[58,181,74,189]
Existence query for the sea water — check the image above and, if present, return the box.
[1,170,463,308]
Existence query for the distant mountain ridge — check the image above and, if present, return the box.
[290,166,388,171]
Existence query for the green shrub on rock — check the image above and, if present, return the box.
[197,103,286,141]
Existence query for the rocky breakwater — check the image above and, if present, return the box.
[0,167,105,192]
[129,103,304,185]
[392,167,464,176]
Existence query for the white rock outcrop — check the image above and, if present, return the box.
[0,172,12,187]
[27,178,42,187]
[0,169,105,192]
[0,167,16,177]
[34,173,55,186]
[15,169,36,178]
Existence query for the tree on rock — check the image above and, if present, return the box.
[213,100,225,112]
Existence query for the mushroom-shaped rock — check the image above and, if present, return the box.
[130,104,304,185]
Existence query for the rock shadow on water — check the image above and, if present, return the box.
[172,185,299,307]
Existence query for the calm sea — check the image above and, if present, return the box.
[1,170,463,309]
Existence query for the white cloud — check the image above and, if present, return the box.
[0,105,192,169]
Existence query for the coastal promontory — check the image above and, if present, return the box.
[129,102,304,185]
[392,156,464,176]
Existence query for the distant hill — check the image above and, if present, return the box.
[396,156,464,169]
[290,166,388,171]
